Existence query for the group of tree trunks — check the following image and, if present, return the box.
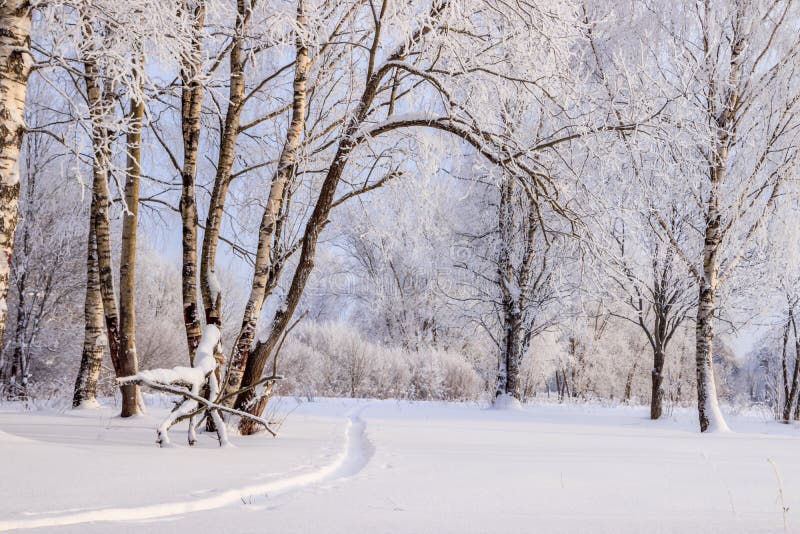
[0,0,798,437]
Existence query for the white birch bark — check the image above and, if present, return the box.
[0,1,32,350]
[222,5,309,406]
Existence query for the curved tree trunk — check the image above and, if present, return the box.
[235,2,450,433]
[222,7,308,407]
[0,1,32,351]
[236,34,385,433]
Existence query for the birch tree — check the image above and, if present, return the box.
[220,0,310,404]
[117,68,144,412]
[640,0,800,432]
[178,0,206,358]
[0,0,33,350]
[231,0,605,430]
[29,1,190,414]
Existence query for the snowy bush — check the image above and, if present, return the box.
[275,321,486,401]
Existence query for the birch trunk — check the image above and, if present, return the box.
[82,25,134,416]
[200,0,246,327]
[692,2,745,433]
[222,8,308,406]
[236,37,384,433]
[118,95,143,412]
[694,133,731,432]
[179,0,206,360]
[695,278,727,432]
[236,4,448,432]
[695,186,729,431]
[695,126,727,433]
[72,215,104,408]
[0,1,32,350]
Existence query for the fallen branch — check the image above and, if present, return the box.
[118,375,278,437]
[175,374,284,426]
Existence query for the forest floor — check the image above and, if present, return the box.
[0,397,799,533]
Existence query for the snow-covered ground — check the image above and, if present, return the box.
[1,397,798,533]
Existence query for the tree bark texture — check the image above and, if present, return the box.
[495,176,521,400]
[73,214,104,408]
[81,20,136,417]
[179,0,206,361]
[0,1,32,351]
[118,94,143,414]
[200,0,247,327]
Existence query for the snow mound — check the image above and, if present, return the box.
[72,399,102,410]
[491,394,522,410]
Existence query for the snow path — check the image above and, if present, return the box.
[6,400,800,533]
[0,404,373,532]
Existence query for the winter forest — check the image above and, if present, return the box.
[2,0,800,532]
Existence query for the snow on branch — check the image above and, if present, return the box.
[117,325,278,446]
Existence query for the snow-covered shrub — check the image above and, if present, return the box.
[274,321,485,401]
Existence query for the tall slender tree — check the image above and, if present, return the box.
[644,0,800,431]
[0,1,33,350]
[178,0,206,360]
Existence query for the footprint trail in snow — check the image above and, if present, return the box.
[0,404,373,532]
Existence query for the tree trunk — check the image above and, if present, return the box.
[222,7,308,408]
[73,216,104,408]
[692,9,742,433]
[118,95,143,414]
[650,346,665,420]
[200,0,246,327]
[494,174,522,401]
[695,279,728,432]
[81,23,133,416]
[781,321,790,414]
[694,137,730,432]
[7,269,28,399]
[624,360,638,403]
[235,4,447,433]
[4,191,30,399]
[179,0,206,361]
[0,1,32,351]
[782,311,800,421]
[794,381,800,421]
[495,298,525,397]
